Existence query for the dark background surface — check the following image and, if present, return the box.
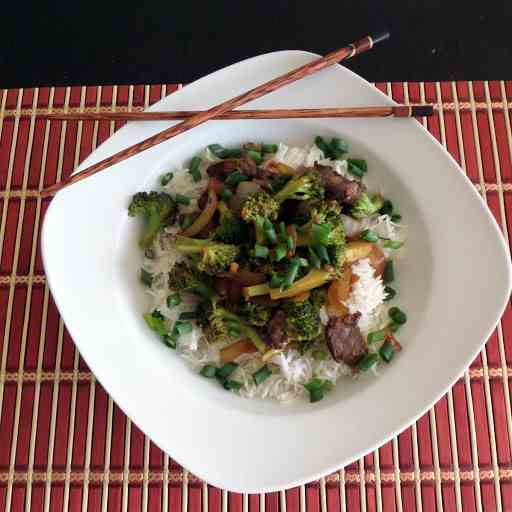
[2,0,511,88]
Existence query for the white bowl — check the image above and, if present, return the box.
[42,50,512,492]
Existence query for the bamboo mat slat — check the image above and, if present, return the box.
[1,81,511,512]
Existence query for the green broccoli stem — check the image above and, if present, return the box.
[216,308,267,353]
[175,236,209,254]
[140,215,163,248]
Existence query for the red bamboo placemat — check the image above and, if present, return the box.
[1,81,511,512]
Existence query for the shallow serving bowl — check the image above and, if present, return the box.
[42,50,512,492]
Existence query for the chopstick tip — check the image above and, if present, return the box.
[371,32,391,46]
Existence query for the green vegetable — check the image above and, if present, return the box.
[246,149,263,165]
[357,353,379,371]
[241,193,280,238]
[286,235,295,252]
[160,172,174,186]
[174,320,192,336]
[270,273,284,288]
[254,244,269,259]
[228,322,241,338]
[361,229,379,243]
[215,362,238,380]
[383,240,404,250]
[175,194,191,206]
[223,379,243,391]
[283,297,322,341]
[200,365,217,378]
[283,258,301,288]
[388,307,407,325]
[128,191,176,248]
[208,144,243,159]
[278,222,287,242]
[219,187,233,201]
[314,136,348,160]
[308,247,322,268]
[143,310,168,337]
[303,378,333,403]
[350,193,384,219]
[314,244,330,264]
[273,172,324,203]
[379,341,395,363]
[240,302,272,327]
[179,311,197,320]
[274,245,287,262]
[382,261,394,284]
[390,213,402,222]
[253,364,272,385]
[166,293,182,308]
[214,201,246,244]
[312,350,328,361]
[168,261,216,299]
[188,156,202,182]
[379,199,393,215]
[347,158,368,178]
[262,218,277,244]
[262,143,278,154]
[225,170,250,187]
[383,286,396,301]
[140,268,153,287]
[174,236,240,274]
[180,214,194,231]
[367,329,386,344]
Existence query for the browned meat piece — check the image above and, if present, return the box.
[314,164,365,205]
[207,157,274,181]
[267,309,289,348]
[325,313,366,365]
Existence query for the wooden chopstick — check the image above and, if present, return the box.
[40,32,390,197]
[32,105,434,122]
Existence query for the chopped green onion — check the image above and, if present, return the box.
[283,258,301,288]
[329,137,349,159]
[140,268,153,287]
[388,322,401,333]
[179,311,197,320]
[219,187,233,201]
[313,223,331,245]
[347,158,368,178]
[228,322,241,338]
[208,144,225,157]
[143,310,168,337]
[188,156,202,182]
[223,379,243,391]
[390,213,402,222]
[382,261,394,284]
[163,334,177,348]
[308,247,322,268]
[175,194,191,206]
[246,149,263,165]
[314,136,331,156]
[174,320,193,336]
[254,244,269,259]
[286,235,295,252]
[215,362,238,381]
[160,172,174,186]
[314,244,330,264]
[304,378,333,403]
[253,364,272,385]
[312,350,328,361]
[361,229,379,243]
[263,218,277,244]
[357,353,379,371]
[262,143,278,154]
[379,199,393,215]
[270,273,284,289]
[274,245,287,262]
[383,286,396,301]
[224,171,249,187]
[388,307,407,325]
[379,341,395,363]
[166,293,182,308]
[200,364,217,378]
[298,257,309,267]
[383,240,404,250]
[367,329,386,344]
[278,222,287,242]
[180,214,194,230]
[208,144,243,159]
[309,388,324,403]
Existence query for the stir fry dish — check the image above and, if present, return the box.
[129,137,407,403]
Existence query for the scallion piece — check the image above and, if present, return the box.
[357,353,379,371]
[388,307,407,325]
[347,158,368,178]
[367,329,386,344]
[246,149,263,165]
[254,244,269,259]
[166,293,182,308]
[313,223,331,245]
[282,258,301,288]
[160,172,174,186]
[329,137,349,159]
[140,268,153,287]
[263,218,277,244]
[262,143,278,154]
[224,171,249,187]
[253,364,272,385]
[308,247,322,268]
[379,199,393,215]
[215,362,238,381]
[174,320,193,336]
[382,261,394,284]
[390,213,402,222]
[219,187,233,201]
[163,334,177,349]
[274,245,287,262]
[286,234,295,252]
[228,321,241,338]
[200,364,217,378]
[179,311,197,320]
[208,144,242,159]
[188,156,202,182]
[383,286,396,301]
[379,341,395,363]
[223,379,243,391]
[383,240,404,250]
[143,310,168,337]
[278,222,287,242]
[361,229,379,243]
[181,214,194,230]
[303,378,333,403]
[314,244,330,264]
[270,273,284,289]
[175,194,191,206]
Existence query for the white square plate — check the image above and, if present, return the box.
[42,51,512,492]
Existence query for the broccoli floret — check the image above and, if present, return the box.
[241,192,280,222]
[297,221,345,247]
[175,236,240,274]
[310,200,343,225]
[273,172,324,203]
[207,305,267,353]
[128,191,176,248]
[283,298,322,341]
[240,302,272,326]
[168,261,216,299]
[327,244,346,278]
[214,201,246,243]
[350,193,384,219]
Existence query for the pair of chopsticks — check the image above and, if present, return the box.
[40,32,424,197]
